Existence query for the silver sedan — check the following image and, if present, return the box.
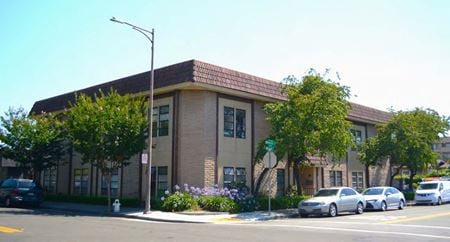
[298,187,365,217]
[363,186,406,211]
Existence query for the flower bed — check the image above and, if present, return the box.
[160,183,310,213]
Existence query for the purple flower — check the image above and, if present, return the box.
[174,184,180,191]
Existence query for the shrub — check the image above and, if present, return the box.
[197,196,237,212]
[161,192,198,212]
[403,191,414,201]
[257,195,310,210]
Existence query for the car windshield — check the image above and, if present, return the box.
[363,188,384,195]
[314,189,339,197]
[18,181,35,188]
[418,183,438,190]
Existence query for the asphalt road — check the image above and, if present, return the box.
[0,204,449,242]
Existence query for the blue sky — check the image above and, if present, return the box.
[1,0,449,116]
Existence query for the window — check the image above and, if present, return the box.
[74,168,89,195]
[386,188,398,195]
[223,167,247,187]
[43,167,57,193]
[329,171,343,187]
[276,169,285,197]
[157,166,168,196]
[236,109,246,139]
[236,167,246,183]
[101,168,119,197]
[150,166,169,197]
[343,188,356,196]
[152,105,170,137]
[351,172,363,190]
[224,107,234,137]
[351,129,362,150]
[159,106,169,136]
[223,106,246,139]
[223,167,234,187]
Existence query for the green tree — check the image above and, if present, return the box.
[374,108,449,190]
[263,71,353,195]
[67,89,148,210]
[359,109,449,189]
[0,108,65,181]
[358,137,381,187]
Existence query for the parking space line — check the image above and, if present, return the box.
[290,220,450,230]
[0,226,23,234]
[232,223,450,240]
[380,211,450,224]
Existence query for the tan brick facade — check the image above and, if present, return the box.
[30,60,393,200]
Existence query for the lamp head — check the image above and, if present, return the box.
[110,17,123,24]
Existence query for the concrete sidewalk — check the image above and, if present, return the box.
[40,201,298,223]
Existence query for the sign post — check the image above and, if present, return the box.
[264,139,276,216]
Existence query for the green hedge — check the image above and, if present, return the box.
[403,191,414,201]
[257,195,311,210]
[44,194,141,207]
[161,192,198,212]
[197,196,238,213]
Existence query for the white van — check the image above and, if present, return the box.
[415,181,450,205]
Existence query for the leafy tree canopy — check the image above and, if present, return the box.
[66,89,148,209]
[0,107,65,179]
[262,71,353,193]
[67,89,148,171]
[360,108,449,188]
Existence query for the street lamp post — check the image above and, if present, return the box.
[110,17,154,214]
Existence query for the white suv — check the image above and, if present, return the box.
[415,181,450,205]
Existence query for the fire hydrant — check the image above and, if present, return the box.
[113,199,121,213]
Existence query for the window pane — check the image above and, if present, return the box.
[158,106,169,137]
[159,120,169,136]
[157,166,168,196]
[152,107,158,137]
[276,169,285,197]
[336,171,343,186]
[223,167,234,187]
[329,171,335,187]
[224,107,234,137]
[236,168,246,183]
[236,109,246,139]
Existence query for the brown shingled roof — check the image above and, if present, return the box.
[30,59,391,123]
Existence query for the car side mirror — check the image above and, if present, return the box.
[386,192,392,196]
[340,193,346,197]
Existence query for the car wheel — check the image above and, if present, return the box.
[5,197,11,207]
[381,201,387,211]
[398,200,405,210]
[328,204,337,217]
[300,213,308,218]
[356,202,364,214]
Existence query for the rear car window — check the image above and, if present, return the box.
[18,181,35,188]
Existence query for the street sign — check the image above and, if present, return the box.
[263,151,277,169]
[265,139,276,151]
[141,153,148,164]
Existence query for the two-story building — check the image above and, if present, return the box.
[30,59,392,199]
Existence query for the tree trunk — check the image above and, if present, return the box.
[365,164,370,188]
[389,165,402,187]
[408,171,416,191]
[293,162,302,195]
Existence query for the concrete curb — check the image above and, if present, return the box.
[119,213,207,224]
[40,202,298,224]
